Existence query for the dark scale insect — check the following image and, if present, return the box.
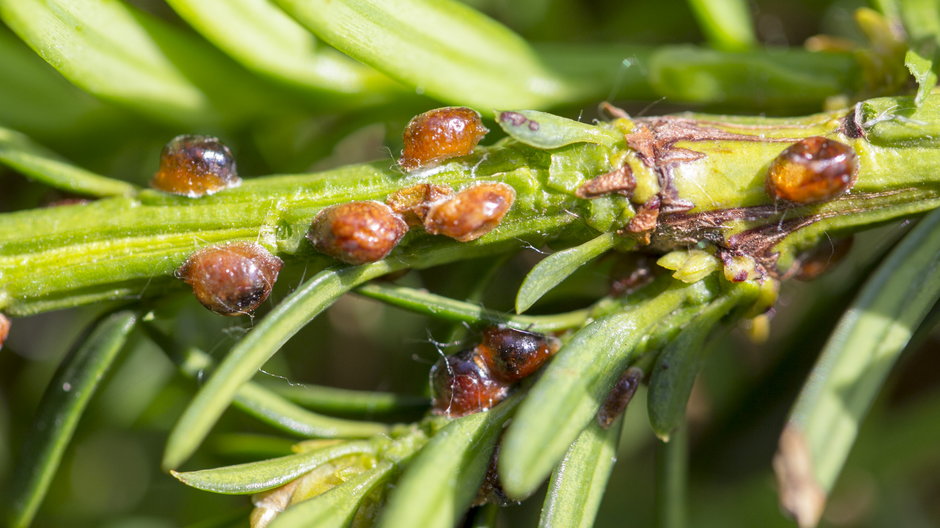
[398,107,488,171]
[177,242,283,316]
[430,349,510,417]
[473,443,514,507]
[766,136,858,204]
[423,182,515,242]
[151,135,241,197]
[597,367,644,429]
[385,183,453,227]
[0,313,9,350]
[476,326,561,384]
[306,201,408,265]
[794,236,854,281]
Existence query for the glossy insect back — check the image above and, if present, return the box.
[424,182,515,242]
[430,349,510,417]
[476,326,561,383]
[429,327,561,417]
[306,201,409,265]
[152,135,241,197]
[0,314,10,350]
[177,242,282,316]
[399,107,488,171]
[766,136,859,204]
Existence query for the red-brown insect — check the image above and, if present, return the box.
[177,242,282,316]
[399,107,488,171]
[152,135,241,197]
[766,136,858,204]
[385,183,454,227]
[476,326,561,384]
[307,201,409,265]
[597,367,644,428]
[794,236,854,281]
[430,349,510,417]
[423,182,515,242]
[0,314,10,350]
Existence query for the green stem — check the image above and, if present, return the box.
[3,94,940,316]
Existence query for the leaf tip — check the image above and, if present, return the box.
[773,424,826,528]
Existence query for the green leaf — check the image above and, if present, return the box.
[539,419,623,528]
[163,262,398,470]
[496,110,621,149]
[273,0,583,110]
[500,281,712,499]
[776,207,940,528]
[0,0,279,126]
[905,47,938,107]
[145,324,391,438]
[515,233,616,314]
[0,27,113,137]
[647,289,750,440]
[164,0,400,101]
[171,441,376,494]
[686,0,756,51]
[269,461,394,528]
[0,126,137,197]
[264,382,428,417]
[357,282,590,332]
[378,397,520,528]
[9,310,137,528]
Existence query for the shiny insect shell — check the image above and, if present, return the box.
[423,182,515,242]
[177,242,282,316]
[476,326,561,383]
[151,134,241,197]
[307,201,409,265]
[430,348,510,417]
[398,107,488,171]
[0,314,10,350]
[766,136,858,204]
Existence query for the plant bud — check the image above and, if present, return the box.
[430,349,510,417]
[766,136,858,204]
[476,326,560,383]
[178,242,282,316]
[152,135,240,197]
[423,182,515,242]
[307,201,408,265]
[399,107,488,171]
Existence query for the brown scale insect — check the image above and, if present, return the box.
[385,183,454,227]
[473,443,513,507]
[766,136,858,204]
[307,201,408,265]
[0,314,10,350]
[177,242,282,316]
[597,367,644,429]
[152,135,241,197]
[430,349,510,417]
[476,326,561,384]
[399,107,488,171]
[794,236,854,281]
[423,182,515,242]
